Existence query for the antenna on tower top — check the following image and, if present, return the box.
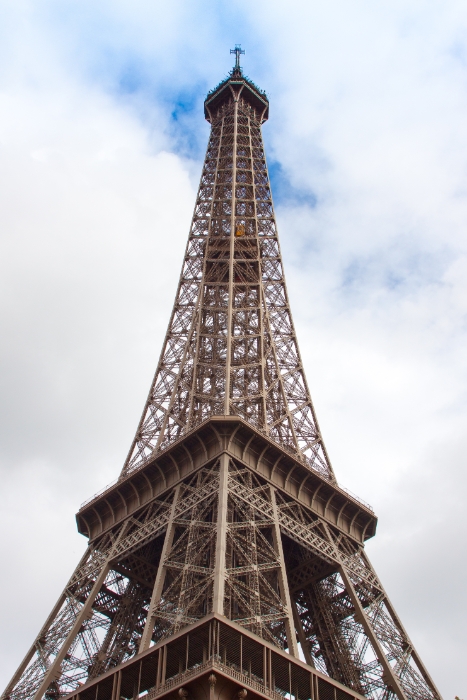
[230,44,245,71]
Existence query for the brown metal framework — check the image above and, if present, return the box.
[120,70,334,483]
[2,61,442,700]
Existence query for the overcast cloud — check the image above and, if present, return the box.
[1,2,466,697]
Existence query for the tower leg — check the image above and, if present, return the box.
[269,486,298,658]
[0,546,92,700]
[212,453,229,615]
[338,565,406,700]
[33,561,111,700]
[359,551,442,698]
[139,486,181,652]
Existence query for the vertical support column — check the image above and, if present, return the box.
[111,670,117,700]
[111,671,121,700]
[208,674,217,700]
[139,485,181,652]
[291,603,315,667]
[212,453,229,614]
[132,661,142,700]
[250,118,268,434]
[269,486,299,658]
[268,648,273,690]
[311,673,317,700]
[338,565,406,700]
[224,98,238,415]
[186,118,224,429]
[161,645,167,685]
[155,647,162,689]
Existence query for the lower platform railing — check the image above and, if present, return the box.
[64,615,366,700]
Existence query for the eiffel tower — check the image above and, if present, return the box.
[2,48,442,700]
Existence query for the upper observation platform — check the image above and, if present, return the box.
[204,52,269,123]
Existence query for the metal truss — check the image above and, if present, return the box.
[2,470,219,700]
[140,457,297,655]
[223,461,297,652]
[3,457,296,700]
[2,67,442,700]
[121,89,334,482]
[2,452,441,700]
[226,468,440,699]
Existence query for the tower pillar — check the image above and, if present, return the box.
[212,453,229,614]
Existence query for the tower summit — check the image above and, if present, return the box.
[3,51,441,700]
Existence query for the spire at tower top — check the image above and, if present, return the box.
[230,44,245,71]
[204,47,269,123]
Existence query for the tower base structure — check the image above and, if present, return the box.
[65,615,365,700]
[3,418,440,700]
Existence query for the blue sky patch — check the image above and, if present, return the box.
[268,160,317,208]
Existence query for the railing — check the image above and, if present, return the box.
[145,660,212,699]
[213,660,288,700]
[79,469,373,517]
[205,72,268,101]
[66,616,365,700]
[146,658,288,700]
[339,485,374,513]
[78,416,373,516]
[79,477,119,510]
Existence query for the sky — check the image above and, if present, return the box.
[0,1,466,697]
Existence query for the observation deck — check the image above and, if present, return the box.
[76,416,377,545]
[204,67,269,123]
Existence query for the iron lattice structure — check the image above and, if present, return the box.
[2,59,442,700]
[120,70,333,483]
